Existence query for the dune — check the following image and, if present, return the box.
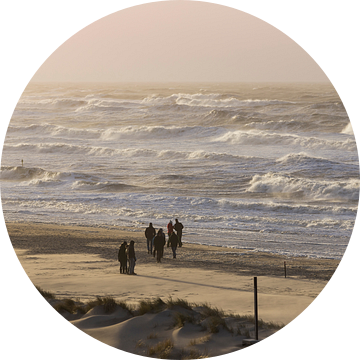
[47,297,277,357]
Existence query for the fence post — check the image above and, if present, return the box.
[254,277,258,340]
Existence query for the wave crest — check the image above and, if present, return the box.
[142,93,295,108]
[1,166,65,183]
[247,172,359,201]
[215,130,357,151]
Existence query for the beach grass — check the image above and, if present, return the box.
[147,332,159,340]
[206,315,229,334]
[35,286,56,299]
[173,312,197,328]
[36,286,283,331]
[35,286,286,357]
[188,334,211,346]
[181,349,209,359]
[198,303,225,319]
[166,297,193,310]
[138,297,166,315]
[85,296,118,314]
[147,338,174,358]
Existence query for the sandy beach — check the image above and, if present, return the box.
[5,221,340,357]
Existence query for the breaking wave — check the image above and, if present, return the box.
[215,130,357,151]
[142,93,295,108]
[341,122,354,135]
[71,181,139,192]
[247,172,359,201]
[2,143,261,163]
[1,166,66,182]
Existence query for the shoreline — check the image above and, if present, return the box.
[7,221,340,281]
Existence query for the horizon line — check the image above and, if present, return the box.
[28,80,332,85]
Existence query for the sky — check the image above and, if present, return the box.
[31,1,329,83]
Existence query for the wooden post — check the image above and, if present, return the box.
[284,261,287,278]
[254,277,258,340]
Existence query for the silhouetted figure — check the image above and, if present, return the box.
[154,228,166,263]
[118,241,128,274]
[169,231,179,259]
[127,240,137,275]
[174,219,184,247]
[167,220,174,240]
[145,223,156,254]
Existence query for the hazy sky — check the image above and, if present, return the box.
[32,1,329,83]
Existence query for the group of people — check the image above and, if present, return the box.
[117,219,184,275]
[145,219,184,262]
[117,240,137,275]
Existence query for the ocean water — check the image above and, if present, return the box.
[1,82,358,259]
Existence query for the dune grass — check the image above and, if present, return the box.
[36,285,283,332]
[138,297,166,315]
[53,298,84,314]
[198,303,225,319]
[166,297,193,311]
[147,338,174,358]
[188,334,211,347]
[36,287,133,315]
[35,286,56,299]
[173,312,197,328]
[181,349,209,359]
[36,286,284,357]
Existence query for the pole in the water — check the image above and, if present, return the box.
[284,261,287,278]
[21,159,23,167]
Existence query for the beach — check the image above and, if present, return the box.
[8,222,339,283]
[5,221,340,357]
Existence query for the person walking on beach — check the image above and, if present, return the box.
[145,223,156,255]
[169,231,179,259]
[158,228,166,260]
[153,228,166,263]
[167,220,174,240]
[118,241,128,274]
[127,240,137,275]
[174,219,184,247]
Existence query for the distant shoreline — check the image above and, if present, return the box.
[6,221,340,281]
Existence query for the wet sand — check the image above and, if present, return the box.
[7,222,339,281]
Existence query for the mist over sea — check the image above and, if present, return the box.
[1,82,358,259]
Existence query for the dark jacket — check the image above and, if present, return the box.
[127,243,136,260]
[154,233,166,250]
[169,233,179,248]
[174,222,183,234]
[145,226,156,239]
[118,244,127,262]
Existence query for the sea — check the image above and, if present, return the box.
[1,82,359,260]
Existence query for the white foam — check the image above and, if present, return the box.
[247,172,359,201]
[341,122,354,135]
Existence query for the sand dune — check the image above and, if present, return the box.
[47,297,279,358]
